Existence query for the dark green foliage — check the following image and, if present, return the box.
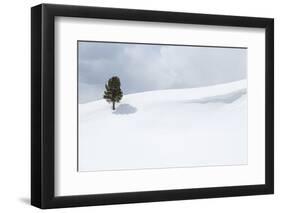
[103,76,123,110]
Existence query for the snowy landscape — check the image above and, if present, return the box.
[78,80,247,172]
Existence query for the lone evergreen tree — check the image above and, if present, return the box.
[103,76,123,110]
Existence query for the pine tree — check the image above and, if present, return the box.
[103,76,123,110]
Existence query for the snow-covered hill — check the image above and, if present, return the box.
[78,80,248,172]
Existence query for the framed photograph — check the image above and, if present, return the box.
[31,4,274,209]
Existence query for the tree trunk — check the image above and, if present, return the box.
[112,101,115,110]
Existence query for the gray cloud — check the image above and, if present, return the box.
[78,41,247,103]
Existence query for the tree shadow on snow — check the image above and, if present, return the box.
[113,104,137,115]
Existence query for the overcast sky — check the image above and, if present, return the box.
[78,41,247,103]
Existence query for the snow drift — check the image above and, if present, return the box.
[78,80,247,172]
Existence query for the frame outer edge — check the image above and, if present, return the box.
[31,4,43,208]
[265,19,274,193]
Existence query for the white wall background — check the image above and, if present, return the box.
[0,0,279,212]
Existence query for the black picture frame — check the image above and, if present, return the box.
[31,3,274,209]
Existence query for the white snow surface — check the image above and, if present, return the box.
[78,80,247,172]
